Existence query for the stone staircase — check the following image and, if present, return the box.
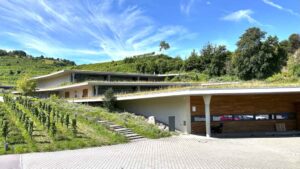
[97,120,145,141]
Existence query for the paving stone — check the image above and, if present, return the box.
[20,135,300,169]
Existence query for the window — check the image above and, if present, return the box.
[192,106,197,112]
[255,114,269,120]
[275,112,295,120]
[82,89,88,97]
[64,92,70,98]
[233,115,254,121]
[191,115,205,122]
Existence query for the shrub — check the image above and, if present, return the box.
[103,88,116,112]
[2,120,9,142]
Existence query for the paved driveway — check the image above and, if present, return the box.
[1,135,300,169]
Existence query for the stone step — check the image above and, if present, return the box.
[97,120,107,123]
[109,124,121,128]
[127,135,144,140]
[96,120,145,141]
[119,131,135,135]
[125,133,139,137]
[114,128,129,131]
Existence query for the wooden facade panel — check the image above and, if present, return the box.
[295,103,300,130]
[190,94,300,134]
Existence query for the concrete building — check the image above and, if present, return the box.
[73,87,300,137]
[31,70,300,137]
[31,70,186,98]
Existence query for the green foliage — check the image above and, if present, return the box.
[2,120,9,142]
[0,50,75,85]
[1,95,127,154]
[103,88,117,112]
[45,97,171,139]
[16,75,37,96]
[159,40,170,51]
[234,27,287,80]
[65,114,70,128]
[288,34,300,53]
[71,119,77,135]
[50,122,57,136]
[75,53,184,74]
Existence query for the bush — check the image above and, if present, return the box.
[103,88,116,112]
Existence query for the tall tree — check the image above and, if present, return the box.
[159,41,170,52]
[185,50,201,71]
[288,34,300,53]
[16,75,37,96]
[234,27,287,80]
[103,88,117,112]
[200,44,230,76]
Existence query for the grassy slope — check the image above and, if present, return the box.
[44,97,171,139]
[74,60,137,73]
[0,98,127,154]
[0,55,73,85]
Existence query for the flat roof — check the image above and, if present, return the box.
[70,87,300,103]
[31,70,179,80]
[36,81,191,92]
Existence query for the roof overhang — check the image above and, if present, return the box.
[35,81,192,92]
[69,87,300,103]
[31,70,179,81]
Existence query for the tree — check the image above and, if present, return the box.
[65,114,70,128]
[71,119,77,136]
[159,41,170,52]
[234,27,287,80]
[16,75,37,96]
[103,88,117,112]
[288,34,300,53]
[185,50,201,71]
[50,122,57,136]
[199,44,230,76]
[2,120,9,142]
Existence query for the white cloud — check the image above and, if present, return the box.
[0,0,196,63]
[262,0,300,17]
[221,9,260,24]
[180,0,195,15]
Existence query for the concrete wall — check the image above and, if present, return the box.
[117,96,191,133]
[37,74,71,89]
[59,85,93,99]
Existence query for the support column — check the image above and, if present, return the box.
[95,86,99,96]
[71,73,75,83]
[107,75,111,81]
[203,95,212,137]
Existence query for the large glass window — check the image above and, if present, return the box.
[233,115,254,121]
[255,114,269,120]
[191,115,205,122]
[193,112,296,122]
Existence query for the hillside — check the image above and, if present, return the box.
[0,50,75,85]
[0,95,170,154]
[74,52,183,74]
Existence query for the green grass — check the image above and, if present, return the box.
[0,98,127,155]
[43,97,171,139]
[74,60,137,73]
[0,55,74,85]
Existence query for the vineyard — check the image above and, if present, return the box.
[0,95,127,154]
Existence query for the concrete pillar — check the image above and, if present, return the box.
[203,95,212,137]
[95,86,99,96]
[137,86,141,92]
[71,73,75,83]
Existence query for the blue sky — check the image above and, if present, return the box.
[0,0,299,64]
